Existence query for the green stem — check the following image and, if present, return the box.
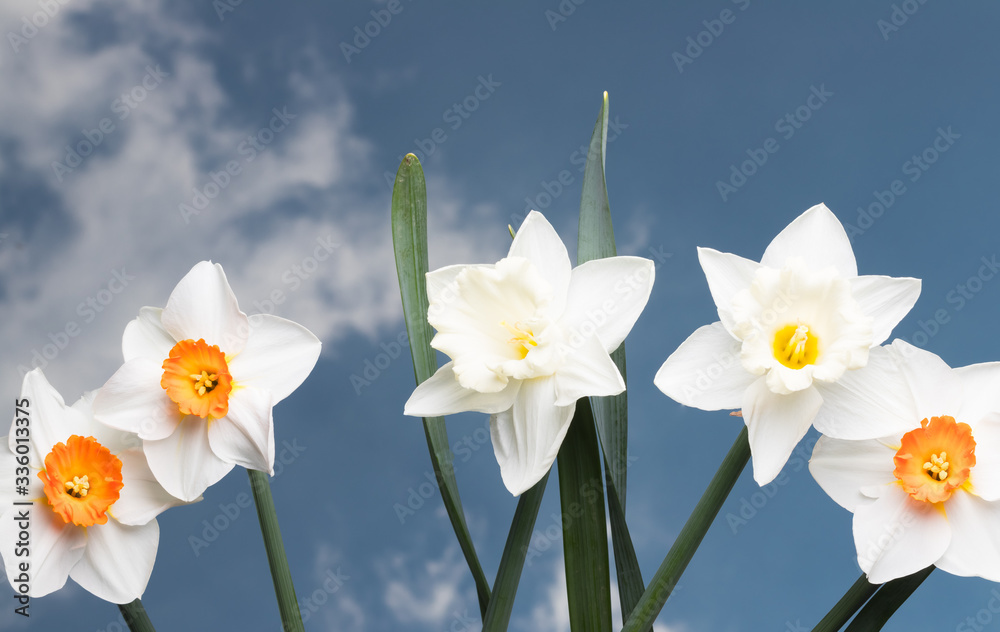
[119,598,156,632]
[843,566,933,632]
[810,574,879,632]
[621,426,750,632]
[248,468,304,632]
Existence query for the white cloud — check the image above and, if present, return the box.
[0,0,500,397]
[379,542,477,628]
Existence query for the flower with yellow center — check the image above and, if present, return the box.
[810,340,1000,583]
[654,204,921,485]
[92,261,322,502]
[405,211,655,495]
[0,369,191,603]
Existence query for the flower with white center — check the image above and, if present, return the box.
[809,340,1000,583]
[654,204,921,485]
[0,369,191,603]
[92,261,321,502]
[404,211,655,495]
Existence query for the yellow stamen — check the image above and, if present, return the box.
[772,322,820,369]
[501,320,538,359]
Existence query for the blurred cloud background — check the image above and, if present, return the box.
[0,1,998,630]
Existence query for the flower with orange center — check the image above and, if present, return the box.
[810,340,1000,584]
[160,338,233,418]
[893,416,976,504]
[41,435,124,527]
[0,369,191,604]
[93,261,322,502]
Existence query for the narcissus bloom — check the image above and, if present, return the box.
[93,261,321,501]
[810,340,1000,583]
[0,369,189,603]
[654,204,920,485]
[405,211,654,495]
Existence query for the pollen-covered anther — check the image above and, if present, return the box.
[772,322,820,369]
[501,320,539,359]
[923,452,950,481]
[64,475,91,498]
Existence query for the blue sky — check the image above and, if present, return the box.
[1,1,999,630]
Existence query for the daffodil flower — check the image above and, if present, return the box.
[404,211,654,495]
[654,204,921,485]
[810,340,1000,583]
[93,261,321,502]
[0,369,190,603]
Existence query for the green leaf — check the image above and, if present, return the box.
[119,599,157,632]
[482,474,550,632]
[622,426,750,632]
[576,91,647,626]
[558,398,613,631]
[390,154,492,616]
[248,469,304,632]
[810,573,879,632]
[843,567,933,632]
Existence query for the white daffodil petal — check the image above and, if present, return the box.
[404,362,522,417]
[508,211,572,315]
[936,492,1000,582]
[811,346,917,440]
[853,485,950,583]
[490,378,575,496]
[561,256,655,353]
[122,307,176,363]
[227,314,321,403]
[70,519,159,604]
[552,334,625,406]
[207,387,275,474]
[160,261,249,354]
[697,248,762,332]
[744,378,822,485]
[92,358,182,441]
[427,264,481,306]
[967,413,1000,502]
[955,363,1000,432]
[808,436,897,512]
[112,449,195,526]
[143,418,235,502]
[760,203,858,276]
[0,507,85,598]
[890,340,962,418]
[654,322,755,411]
[847,275,921,346]
[13,369,85,468]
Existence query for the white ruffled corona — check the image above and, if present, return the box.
[405,211,654,495]
[654,204,921,485]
